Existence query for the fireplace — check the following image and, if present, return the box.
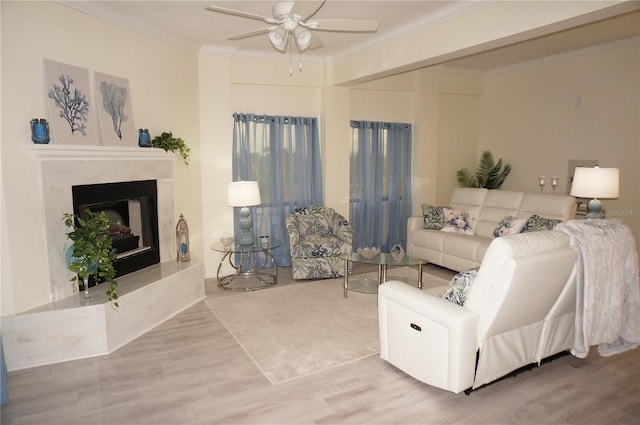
[72,179,160,287]
[4,147,206,371]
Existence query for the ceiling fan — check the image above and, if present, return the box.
[205,1,379,54]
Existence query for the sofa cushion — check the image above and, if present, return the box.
[519,192,577,221]
[522,214,561,233]
[439,268,479,306]
[464,230,572,314]
[441,233,487,269]
[294,206,334,236]
[441,208,478,235]
[292,234,350,257]
[421,204,446,230]
[449,187,488,211]
[492,216,528,238]
[475,190,524,238]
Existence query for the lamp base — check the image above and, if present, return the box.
[585,198,603,219]
[237,206,255,245]
[237,230,255,246]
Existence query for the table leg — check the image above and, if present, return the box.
[418,263,423,289]
[217,250,278,290]
[343,259,350,298]
[261,248,279,284]
[378,264,388,286]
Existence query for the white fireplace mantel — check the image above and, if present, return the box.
[0,144,205,371]
[29,144,173,160]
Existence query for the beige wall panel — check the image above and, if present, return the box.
[1,1,201,314]
[479,40,639,244]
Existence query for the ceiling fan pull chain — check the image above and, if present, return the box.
[299,53,303,72]
[289,34,293,76]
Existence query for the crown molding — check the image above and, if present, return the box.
[58,0,492,62]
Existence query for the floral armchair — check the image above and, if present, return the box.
[286,206,353,280]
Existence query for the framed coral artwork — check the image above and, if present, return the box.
[94,72,136,147]
[44,58,98,145]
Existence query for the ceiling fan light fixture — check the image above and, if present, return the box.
[293,26,311,51]
[268,27,288,51]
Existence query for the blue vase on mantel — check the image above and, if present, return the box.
[30,118,50,144]
[138,128,151,147]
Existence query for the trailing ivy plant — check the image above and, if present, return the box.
[151,131,190,166]
[63,210,118,309]
[456,150,512,189]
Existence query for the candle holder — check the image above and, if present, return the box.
[537,176,547,192]
[551,176,559,193]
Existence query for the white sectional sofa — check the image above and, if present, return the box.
[379,229,579,393]
[406,188,577,272]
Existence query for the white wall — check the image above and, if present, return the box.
[479,39,640,244]
[1,1,202,314]
[198,54,326,278]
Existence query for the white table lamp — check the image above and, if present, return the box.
[570,166,619,219]
[228,181,261,245]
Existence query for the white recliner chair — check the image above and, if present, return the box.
[378,230,578,394]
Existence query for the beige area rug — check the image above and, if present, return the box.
[204,268,448,385]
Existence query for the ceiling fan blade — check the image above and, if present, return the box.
[295,0,326,21]
[310,19,379,33]
[227,28,272,41]
[205,5,277,24]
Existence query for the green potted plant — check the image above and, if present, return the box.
[456,150,512,189]
[151,131,190,165]
[63,210,118,309]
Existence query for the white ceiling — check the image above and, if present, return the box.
[63,1,640,72]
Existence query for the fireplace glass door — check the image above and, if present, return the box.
[72,179,160,287]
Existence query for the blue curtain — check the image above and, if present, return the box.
[232,113,323,266]
[350,121,412,252]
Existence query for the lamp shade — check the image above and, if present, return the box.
[228,181,261,207]
[293,26,311,51]
[570,167,619,199]
[268,27,288,52]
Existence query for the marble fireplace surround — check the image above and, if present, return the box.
[1,146,205,371]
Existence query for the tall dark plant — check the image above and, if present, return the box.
[456,150,512,189]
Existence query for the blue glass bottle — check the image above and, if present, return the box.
[30,118,50,144]
[138,128,151,147]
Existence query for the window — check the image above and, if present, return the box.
[350,120,412,251]
[232,113,323,266]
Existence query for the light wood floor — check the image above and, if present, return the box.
[2,264,639,425]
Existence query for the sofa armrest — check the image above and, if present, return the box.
[406,216,424,256]
[285,216,300,250]
[378,280,478,393]
[332,212,353,248]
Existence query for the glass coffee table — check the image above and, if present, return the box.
[340,252,428,298]
[210,238,282,291]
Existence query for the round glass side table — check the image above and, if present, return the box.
[210,238,282,291]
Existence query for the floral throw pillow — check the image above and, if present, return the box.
[522,214,561,233]
[439,268,479,306]
[492,216,528,238]
[441,208,476,235]
[421,204,446,230]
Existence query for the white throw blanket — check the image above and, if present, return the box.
[557,219,640,358]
